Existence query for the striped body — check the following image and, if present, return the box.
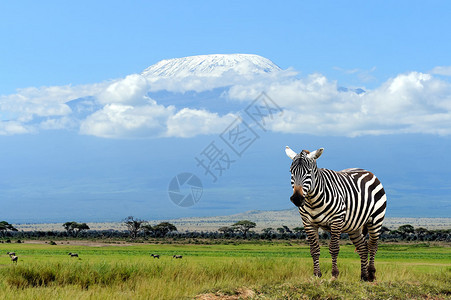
[287,147,387,281]
[293,168,386,234]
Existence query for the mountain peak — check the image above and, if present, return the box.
[142,54,281,78]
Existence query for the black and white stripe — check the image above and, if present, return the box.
[286,146,387,281]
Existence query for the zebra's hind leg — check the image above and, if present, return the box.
[305,225,322,277]
[349,230,369,281]
[367,225,382,281]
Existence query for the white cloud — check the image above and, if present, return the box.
[79,73,239,138]
[229,71,451,137]
[0,121,33,135]
[97,74,150,105]
[79,103,237,139]
[166,109,236,138]
[0,74,242,138]
[39,117,78,131]
[430,66,451,76]
[0,89,71,122]
[1,64,451,138]
[146,69,296,93]
[0,83,107,134]
[79,103,175,138]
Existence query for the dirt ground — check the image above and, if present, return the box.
[196,288,256,300]
[22,240,135,247]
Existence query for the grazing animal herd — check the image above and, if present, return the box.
[4,251,182,263]
[151,254,183,259]
[285,146,387,281]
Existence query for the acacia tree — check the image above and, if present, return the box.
[398,224,415,234]
[398,224,415,239]
[123,216,146,239]
[282,225,292,234]
[143,222,177,237]
[63,221,76,236]
[232,220,256,238]
[152,222,177,237]
[62,221,90,237]
[74,223,90,236]
[0,221,18,237]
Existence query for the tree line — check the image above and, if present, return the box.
[0,218,449,242]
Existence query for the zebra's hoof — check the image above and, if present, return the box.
[332,269,339,278]
[368,266,376,281]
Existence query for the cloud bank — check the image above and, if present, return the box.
[230,71,451,136]
[1,62,451,138]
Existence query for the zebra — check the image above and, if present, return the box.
[285,146,387,281]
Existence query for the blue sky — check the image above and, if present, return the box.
[2,1,450,93]
[0,1,450,223]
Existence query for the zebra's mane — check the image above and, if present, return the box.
[290,150,315,173]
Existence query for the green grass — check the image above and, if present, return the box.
[0,242,449,299]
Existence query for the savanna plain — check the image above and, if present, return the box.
[0,241,449,300]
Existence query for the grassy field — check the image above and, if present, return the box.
[0,241,449,299]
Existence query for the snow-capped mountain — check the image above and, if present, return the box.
[141,54,281,78]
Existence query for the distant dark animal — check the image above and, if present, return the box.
[68,252,79,257]
[11,255,18,264]
[151,254,160,259]
[172,255,182,259]
[7,252,15,257]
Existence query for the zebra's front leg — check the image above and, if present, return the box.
[329,219,343,278]
[305,225,322,277]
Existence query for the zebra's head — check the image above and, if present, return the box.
[285,146,323,207]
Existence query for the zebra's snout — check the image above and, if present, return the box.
[290,191,305,207]
[291,185,305,207]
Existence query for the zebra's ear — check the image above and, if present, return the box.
[285,146,297,160]
[308,148,324,160]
